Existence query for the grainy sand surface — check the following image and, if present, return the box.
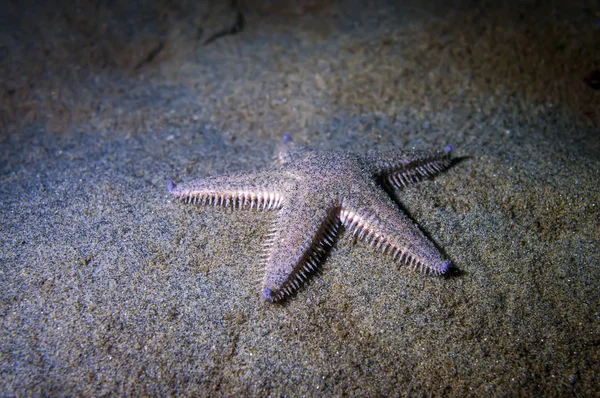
[1,0,599,395]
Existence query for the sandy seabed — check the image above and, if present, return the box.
[1,0,599,396]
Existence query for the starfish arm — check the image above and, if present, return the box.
[167,172,284,210]
[261,196,340,302]
[340,193,450,275]
[363,147,453,189]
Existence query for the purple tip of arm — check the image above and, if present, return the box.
[283,134,292,143]
[262,288,275,302]
[166,180,176,192]
[444,145,453,154]
[439,260,451,274]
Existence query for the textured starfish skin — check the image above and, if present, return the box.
[168,137,454,302]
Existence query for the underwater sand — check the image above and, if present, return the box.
[1,0,599,395]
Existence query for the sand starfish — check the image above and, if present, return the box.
[168,136,454,302]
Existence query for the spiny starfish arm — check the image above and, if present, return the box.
[364,147,453,190]
[167,173,284,210]
[261,199,340,302]
[339,198,450,275]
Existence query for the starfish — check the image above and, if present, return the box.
[168,136,454,302]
